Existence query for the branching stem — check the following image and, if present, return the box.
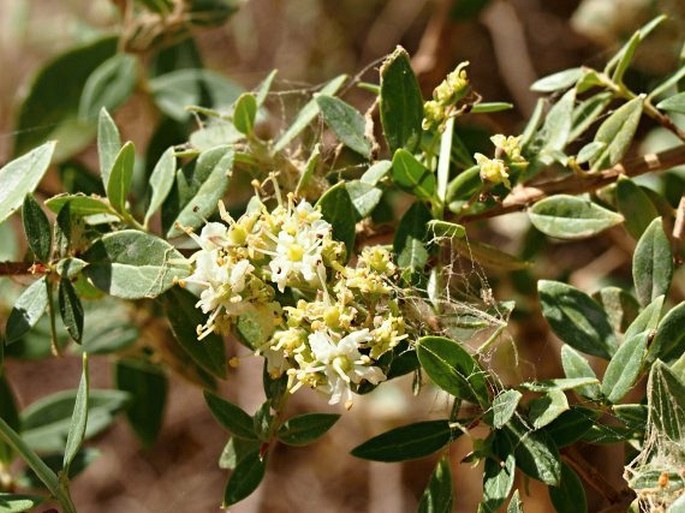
[458,144,685,223]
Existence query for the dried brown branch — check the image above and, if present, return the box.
[0,262,46,277]
[458,144,685,223]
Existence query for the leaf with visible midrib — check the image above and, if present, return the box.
[380,46,424,152]
[591,96,643,171]
[316,94,371,157]
[351,420,456,462]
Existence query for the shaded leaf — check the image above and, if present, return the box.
[549,462,587,513]
[538,280,617,359]
[204,391,256,440]
[632,217,673,307]
[592,286,640,334]
[351,420,456,462]
[392,149,436,202]
[416,336,489,407]
[115,359,167,448]
[419,455,454,513]
[529,389,569,429]
[379,46,423,152]
[491,390,522,429]
[162,288,227,379]
[649,300,685,363]
[616,177,659,239]
[481,445,516,513]
[344,180,383,220]
[276,413,340,446]
[646,360,685,442]
[22,194,52,262]
[316,94,371,157]
[58,278,84,343]
[545,407,597,447]
[165,146,233,238]
[316,182,356,252]
[5,278,49,345]
[222,450,266,507]
[504,417,561,486]
[393,202,431,274]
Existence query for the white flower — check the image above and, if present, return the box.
[269,229,325,292]
[308,329,386,404]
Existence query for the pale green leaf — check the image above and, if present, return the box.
[632,217,673,306]
[529,195,624,240]
[316,94,371,157]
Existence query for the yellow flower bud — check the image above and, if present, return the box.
[475,153,511,189]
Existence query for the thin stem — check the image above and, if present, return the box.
[0,262,47,276]
[44,279,61,357]
[0,417,77,513]
[458,144,685,223]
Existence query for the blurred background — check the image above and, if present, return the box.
[1,0,684,511]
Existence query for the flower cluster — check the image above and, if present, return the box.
[184,196,407,405]
[474,134,528,189]
[422,61,471,131]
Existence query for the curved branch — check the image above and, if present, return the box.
[459,144,685,223]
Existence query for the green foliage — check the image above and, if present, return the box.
[2,10,685,513]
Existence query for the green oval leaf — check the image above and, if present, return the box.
[63,354,89,472]
[379,46,423,152]
[0,142,56,225]
[419,455,454,513]
[222,450,267,507]
[545,406,597,447]
[656,92,685,114]
[591,96,643,171]
[529,195,624,240]
[531,68,583,93]
[162,287,227,379]
[616,177,659,239]
[633,217,673,307]
[165,146,233,238]
[490,390,522,429]
[344,180,383,220]
[79,53,138,121]
[549,462,587,513]
[649,300,685,363]
[144,147,177,227]
[106,141,136,215]
[115,358,168,448]
[5,278,49,345]
[204,391,256,440]
[416,336,489,406]
[351,419,456,462]
[22,194,52,262]
[528,389,569,429]
[82,230,191,299]
[97,108,122,188]
[58,278,84,343]
[647,361,684,442]
[538,280,617,359]
[601,330,648,403]
[316,94,371,157]
[0,494,45,512]
[45,193,117,218]
[504,417,561,486]
[316,182,356,252]
[393,201,431,275]
[233,93,258,135]
[481,446,516,513]
[392,149,437,202]
[276,413,340,447]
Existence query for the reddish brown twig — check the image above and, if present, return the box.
[458,144,685,223]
